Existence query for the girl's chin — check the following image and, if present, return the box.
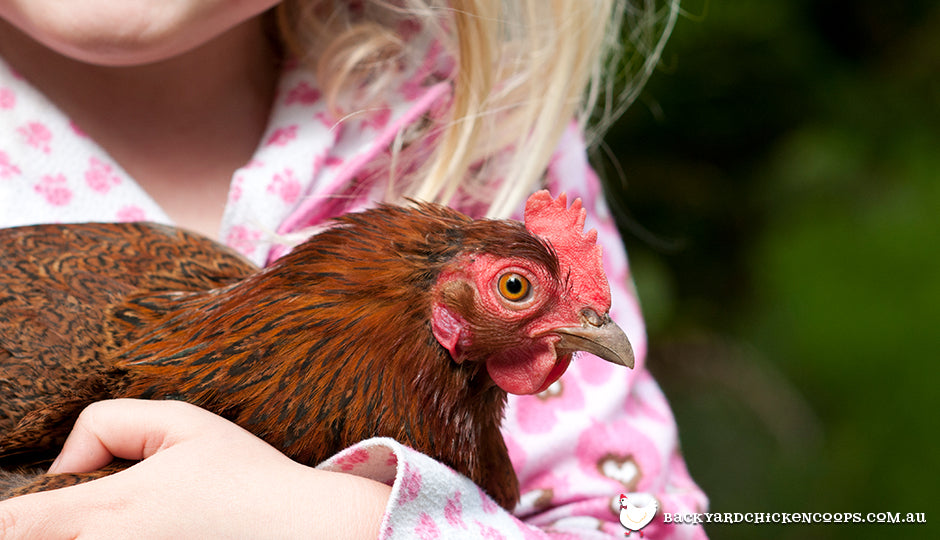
[0,0,278,67]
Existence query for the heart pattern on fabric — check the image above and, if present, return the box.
[598,453,640,490]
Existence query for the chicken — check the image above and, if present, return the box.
[0,191,633,508]
[619,493,659,536]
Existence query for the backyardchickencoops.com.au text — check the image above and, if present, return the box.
[664,511,927,526]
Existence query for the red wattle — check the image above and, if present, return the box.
[486,345,572,395]
[535,353,572,394]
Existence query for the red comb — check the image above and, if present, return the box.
[524,190,610,309]
[524,190,601,266]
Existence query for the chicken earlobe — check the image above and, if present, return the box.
[429,286,474,363]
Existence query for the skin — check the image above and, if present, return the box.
[0,2,392,537]
[0,0,282,238]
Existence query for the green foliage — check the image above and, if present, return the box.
[601,1,939,538]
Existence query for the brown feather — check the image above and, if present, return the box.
[0,203,564,508]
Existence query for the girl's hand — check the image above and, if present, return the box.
[0,399,391,539]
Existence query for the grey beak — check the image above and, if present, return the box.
[553,311,635,369]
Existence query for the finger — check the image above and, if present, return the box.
[48,399,218,474]
[0,488,83,540]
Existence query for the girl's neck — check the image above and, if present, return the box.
[0,16,280,239]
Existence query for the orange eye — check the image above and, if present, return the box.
[497,273,531,302]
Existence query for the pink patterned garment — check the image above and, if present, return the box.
[0,34,707,540]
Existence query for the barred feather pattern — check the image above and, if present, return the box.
[0,223,254,444]
[0,203,563,508]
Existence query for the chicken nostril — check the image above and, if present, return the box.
[580,308,605,327]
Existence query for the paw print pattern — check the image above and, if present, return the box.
[18,122,52,153]
[266,168,302,204]
[85,157,121,193]
[0,87,15,109]
[0,151,20,179]
[33,174,72,206]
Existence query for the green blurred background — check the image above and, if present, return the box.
[600,1,939,538]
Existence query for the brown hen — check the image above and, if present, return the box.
[0,191,633,508]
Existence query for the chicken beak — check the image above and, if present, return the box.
[553,310,635,369]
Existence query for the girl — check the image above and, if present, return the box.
[0,1,707,537]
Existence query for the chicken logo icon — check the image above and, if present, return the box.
[619,493,658,536]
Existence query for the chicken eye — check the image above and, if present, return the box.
[497,273,531,302]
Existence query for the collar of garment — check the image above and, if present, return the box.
[0,37,450,267]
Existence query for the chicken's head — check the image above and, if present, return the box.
[430,190,634,395]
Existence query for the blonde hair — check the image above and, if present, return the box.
[275,0,679,218]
